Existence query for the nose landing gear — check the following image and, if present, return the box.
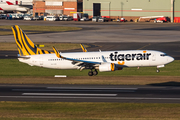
[88,69,98,76]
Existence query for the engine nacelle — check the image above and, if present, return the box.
[99,63,116,72]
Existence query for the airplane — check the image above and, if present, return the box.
[0,1,29,13]
[11,25,174,76]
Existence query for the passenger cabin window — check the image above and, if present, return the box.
[160,54,167,57]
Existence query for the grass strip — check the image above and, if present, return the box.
[0,25,82,35]
[0,76,180,85]
[0,42,89,51]
[0,102,179,120]
[0,31,12,36]
[0,25,82,31]
[0,31,41,36]
[0,59,179,77]
[0,59,179,85]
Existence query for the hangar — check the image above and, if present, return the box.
[33,0,82,16]
[83,0,180,23]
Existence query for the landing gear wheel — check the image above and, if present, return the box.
[156,69,160,73]
[93,70,98,76]
[88,71,93,76]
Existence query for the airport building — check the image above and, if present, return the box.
[83,0,180,22]
[33,0,82,16]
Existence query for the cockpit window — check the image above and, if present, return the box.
[160,54,168,57]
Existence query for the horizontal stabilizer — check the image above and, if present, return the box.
[80,44,88,52]
[52,46,63,58]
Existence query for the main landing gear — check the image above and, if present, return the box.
[88,69,98,76]
[156,69,160,73]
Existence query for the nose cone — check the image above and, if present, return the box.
[168,56,174,63]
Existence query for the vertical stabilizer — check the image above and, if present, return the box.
[11,25,53,56]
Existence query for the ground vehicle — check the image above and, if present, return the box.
[98,17,109,22]
[39,16,44,20]
[23,16,32,20]
[154,17,168,23]
[117,18,125,22]
[81,13,89,21]
[59,16,66,21]
[64,16,73,21]
[80,17,89,21]
[73,13,81,21]
[0,14,6,19]
[92,16,99,22]
[46,16,58,21]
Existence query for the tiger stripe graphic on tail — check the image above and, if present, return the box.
[11,25,53,56]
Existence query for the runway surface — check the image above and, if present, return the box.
[0,84,180,103]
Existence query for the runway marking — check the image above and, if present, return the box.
[46,87,138,90]
[0,96,180,100]
[22,93,117,96]
[12,89,136,93]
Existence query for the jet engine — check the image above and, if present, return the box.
[98,63,116,72]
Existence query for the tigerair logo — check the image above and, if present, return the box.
[109,51,151,63]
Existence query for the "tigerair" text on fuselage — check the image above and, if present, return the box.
[109,52,151,61]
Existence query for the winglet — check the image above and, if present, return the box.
[52,46,63,58]
[80,44,88,52]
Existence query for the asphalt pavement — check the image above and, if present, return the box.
[0,84,180,103]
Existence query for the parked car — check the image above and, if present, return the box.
[64,16,73,21]
[117,18,125,22]
[0,14,7,19]
[46,16,58,21]
[33,16,40,20]
[154,17,168,23]
[98,17,109,22]
[23,16,33,20]
[11,13,24,19]
[92,16,99,22]
[80,17,89,21]
[59,15,66,21]
[39,16,44,20]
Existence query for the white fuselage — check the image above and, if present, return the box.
[0,2,28,12]
[18,50,174,70]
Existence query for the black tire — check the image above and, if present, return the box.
[88,71,93,76]
[156,69,160,73]
[93,70,98,76]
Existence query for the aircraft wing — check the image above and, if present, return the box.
[52,46,101,66]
